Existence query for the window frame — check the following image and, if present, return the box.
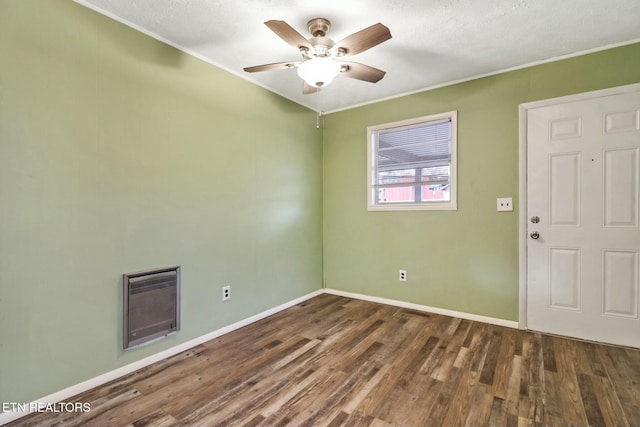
[367,111,458,211]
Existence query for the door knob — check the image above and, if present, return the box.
[530,231,540,239]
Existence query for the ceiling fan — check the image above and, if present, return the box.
[244,18,392,94]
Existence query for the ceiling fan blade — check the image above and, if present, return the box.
[265,20,314,52]
[243,61,299,73]
[332,23,391,57]
[339,62,386,83]
[303,81,319,95]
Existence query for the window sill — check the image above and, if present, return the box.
[367,202,457,211]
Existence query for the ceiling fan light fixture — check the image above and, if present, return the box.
[297,57,341,88]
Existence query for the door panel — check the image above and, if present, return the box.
[603,147,639,227]
[602,250,638,318]
[526,89,640,348]
[549,153,581,227]
[604,110,639,134]
[549,248,581,310]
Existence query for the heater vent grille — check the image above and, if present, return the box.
[123,266,180,350]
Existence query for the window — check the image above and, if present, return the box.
[367,111,457,211]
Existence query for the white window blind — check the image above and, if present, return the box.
[368,111,457,211]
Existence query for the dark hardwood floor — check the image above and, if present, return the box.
[9,293,640,426]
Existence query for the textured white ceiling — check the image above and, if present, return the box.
[75,0,640,113]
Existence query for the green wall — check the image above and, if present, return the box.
[0,0,322,405]
[323,43,640,322]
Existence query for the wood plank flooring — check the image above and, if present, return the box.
[9,294,640,426]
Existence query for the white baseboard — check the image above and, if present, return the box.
[0,289,324,426]
[324,288,520,329]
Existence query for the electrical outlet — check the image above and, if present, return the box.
[399,270,407,282]
[497,197,513,212]
[222,285,230,301]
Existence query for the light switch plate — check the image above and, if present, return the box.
[497,197,513,212]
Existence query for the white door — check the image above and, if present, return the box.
[526,88,640,348]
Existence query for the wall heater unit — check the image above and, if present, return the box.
[123,266,180,350]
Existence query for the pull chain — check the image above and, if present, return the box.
[316,87,324,129]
